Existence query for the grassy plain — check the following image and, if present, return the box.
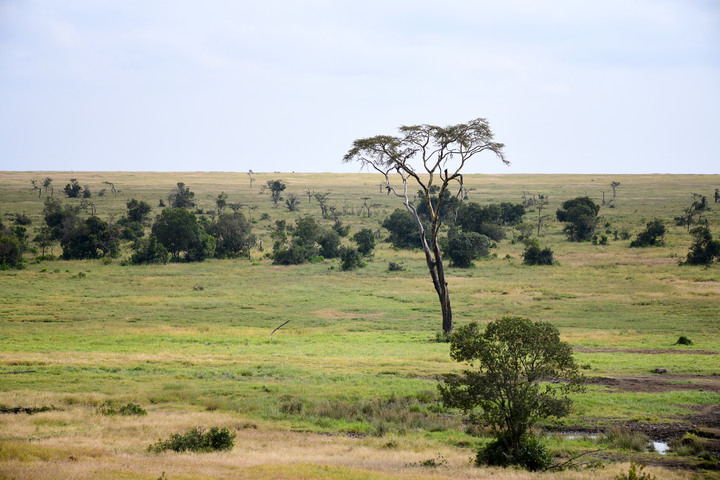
[1,171,719,479]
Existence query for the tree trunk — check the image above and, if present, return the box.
[416,222,453,334]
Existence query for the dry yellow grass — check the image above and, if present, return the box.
[0,398,698,480]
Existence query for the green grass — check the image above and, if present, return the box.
[1,171,720,477]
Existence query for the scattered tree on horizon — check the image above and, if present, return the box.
[266,180,286,208]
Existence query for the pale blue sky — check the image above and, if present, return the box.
[1,1,718,173]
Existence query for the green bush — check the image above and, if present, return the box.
[148,426,235,453]
[630,220,665,247]
[100,402,147,416]
[522,240,554,265]
[475,433,552,471]
[0,234,23,268]
[387,261,405,272]
[683,227,720,266]
[340,247,364,271]
[129,236,169,265]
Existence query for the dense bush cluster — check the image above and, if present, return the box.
[683,227,720,266]
[476,432,552,471]
[522,239,554,265]
[148,426,235,453]
[630,220,666,247]
[556,196,600,241]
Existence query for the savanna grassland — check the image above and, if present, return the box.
[1,171,719,480]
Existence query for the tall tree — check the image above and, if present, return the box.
[343,118,507,333]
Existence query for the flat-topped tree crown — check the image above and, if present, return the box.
[343,118,507,333]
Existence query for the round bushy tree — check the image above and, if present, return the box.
[340,246,363,271]
[684,227,720,266]
[382,209,426,249]
[556,196,600,241]
[152,208,211,261]
[522,240,554,265]
[443,231,491,267]
[439,317,585,470]
[352,228,375,256]
[208,211,255,258]
[130,235,169,264]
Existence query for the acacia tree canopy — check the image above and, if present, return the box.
[343,118,507,333]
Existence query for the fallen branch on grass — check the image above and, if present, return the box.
[270,320,291,337]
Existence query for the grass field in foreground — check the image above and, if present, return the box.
[1,171,719,479]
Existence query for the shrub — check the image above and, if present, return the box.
[0,234,23,268]
[675,336,693,345]
[556,196,600,241]
[522,240,554,265]
[130,236,170,265]
[352,228,375,256]
[476,223,505,242]
[669,433,706,456]
[382,209,426,249]
[683,227,720,266]
[443,230,491,267]
[13,213,31,226]
[148,426,235,453]
[100,402,147,416]
[476,433,552,471]
[318,229,341,259]
[340,246,364,271]
[630,220,665,247]
[387,261,405,272]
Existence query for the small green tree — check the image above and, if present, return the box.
[168,182,196,209]
[151,208,212,261]
[340,246,364,271]
[0,227,23,268]
[215,192,228,214]
[683,227,720,266]
[352,228,375,256]
[129,236,170,265]
[266,180,287,208]
[382,209,427,249]
[439,317,585,470]
[556,196,600,241]
[629,220,666,247]
[522,239,554,265]
[63,179,82,198]
[285,193,301,212]
[443,230,491,268]
[126,199,152,223]
[61,216,119,259]
[318,228,341,259]
[208,211,255,259]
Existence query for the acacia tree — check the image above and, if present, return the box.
[343,118,506,333]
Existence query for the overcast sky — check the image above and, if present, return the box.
[1,1,718,174]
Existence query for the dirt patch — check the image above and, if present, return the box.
[580,376,720,441]
[575,346,719,355]
[587,375,720,394]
